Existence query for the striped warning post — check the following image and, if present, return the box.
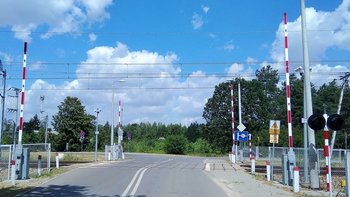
[284,13,293,149]
[18,42,28,146]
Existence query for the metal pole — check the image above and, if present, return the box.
[271,141,275,180]
[303,82,309,183]
[94,108,101,162]
[345,151,350,197]
[18,42,28,147]
[118,100,122,145]
[323,114,332,196]
[44,115,48,144]
[111,87,114,146]
[230,85,236,163]
[301,0,318,188]
[0,69,6,147]
[238,81,242,125]
[330,74,348,156]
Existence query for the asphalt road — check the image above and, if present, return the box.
[19,153,230,197]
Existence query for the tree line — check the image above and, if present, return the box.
[1,65,349,154]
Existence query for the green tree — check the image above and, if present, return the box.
[22,114,41,144]
[164,135,188,154]
[52,96,94,151]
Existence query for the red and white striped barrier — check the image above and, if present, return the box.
[323,114,331,192]
[249,134,252,160]
[284,13,293,150]
[230,85,236,163]
[18,42,28,146]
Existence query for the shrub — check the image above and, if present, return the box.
[164,135,188,154]
[192,138,212,154]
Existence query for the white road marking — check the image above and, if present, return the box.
[130,168,148,196]
[121,159,172,197]
[121,167,145,197]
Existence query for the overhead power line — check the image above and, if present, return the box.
[0,29,348,36]
[4,59,350,66]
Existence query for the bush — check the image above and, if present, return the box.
[192,138,212,154]
[164,135,188,154]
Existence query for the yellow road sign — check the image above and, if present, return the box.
[269,120,280,135]
[269,135,279,143]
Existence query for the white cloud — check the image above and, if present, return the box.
[29,61,45,71]
[24,42,222,126]
[310,64,349,86]
[271,1,350,71]
[192,13,204,29]
[201,5,210,14]
[246,57,258,65]
[268,0,350,87]
[0,0,113,41]
[224,40,235,51]
[0,51,12,62]
[89,33,97,42]
[208,33,216,38]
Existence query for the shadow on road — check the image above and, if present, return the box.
[15,184,147,197]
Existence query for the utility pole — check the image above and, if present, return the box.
[111,80,125,146]
[94,108,101,162]
[300,0,318,188]
[330,72,350,155]
[8,87,21,149]
[40,96,49,145]
[0,60,6,149]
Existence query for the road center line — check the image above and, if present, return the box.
[130,168,148,196]
[121,159,173,197]
[121,167,144,197]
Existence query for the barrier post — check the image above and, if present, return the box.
[266,160,271,181]
[293,166,300,192]
[251,157,255,174]
[55,152,59,169]
[11,160,16,185]
[38,155,42,176]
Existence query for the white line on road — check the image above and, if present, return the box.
[121,167,145,197]
[121,159,172,197]
[130,168,148,196]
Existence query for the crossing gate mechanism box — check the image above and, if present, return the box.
[15,147,30,180]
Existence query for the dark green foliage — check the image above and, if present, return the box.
[164,135,188,154]
[52,96,94,151]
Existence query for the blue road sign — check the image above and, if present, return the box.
[235,131,249,142]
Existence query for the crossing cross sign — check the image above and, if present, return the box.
[269,120,280,135]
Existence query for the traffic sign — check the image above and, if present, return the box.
[237,124,246,132]
[235,131,249,142]
[269,120,280,135]
[270,135,279,143]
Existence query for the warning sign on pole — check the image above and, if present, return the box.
[269,135,279,144]
[269,120,280,135]
[269,120,280,144]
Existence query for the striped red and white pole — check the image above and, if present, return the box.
[249,134,252,160]
[18,42,28,146]
[284,13,293,149]
[323,114,331,192]
[118,100,121,129]
[230,85,235,146]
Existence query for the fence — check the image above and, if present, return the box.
[259,146,348,185]
[0,143,51,181]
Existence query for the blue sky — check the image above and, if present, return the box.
[0,0,349,127]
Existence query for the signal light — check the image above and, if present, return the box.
[327,114,345,131]
[307,114,345,131]
[307,114,326,130]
